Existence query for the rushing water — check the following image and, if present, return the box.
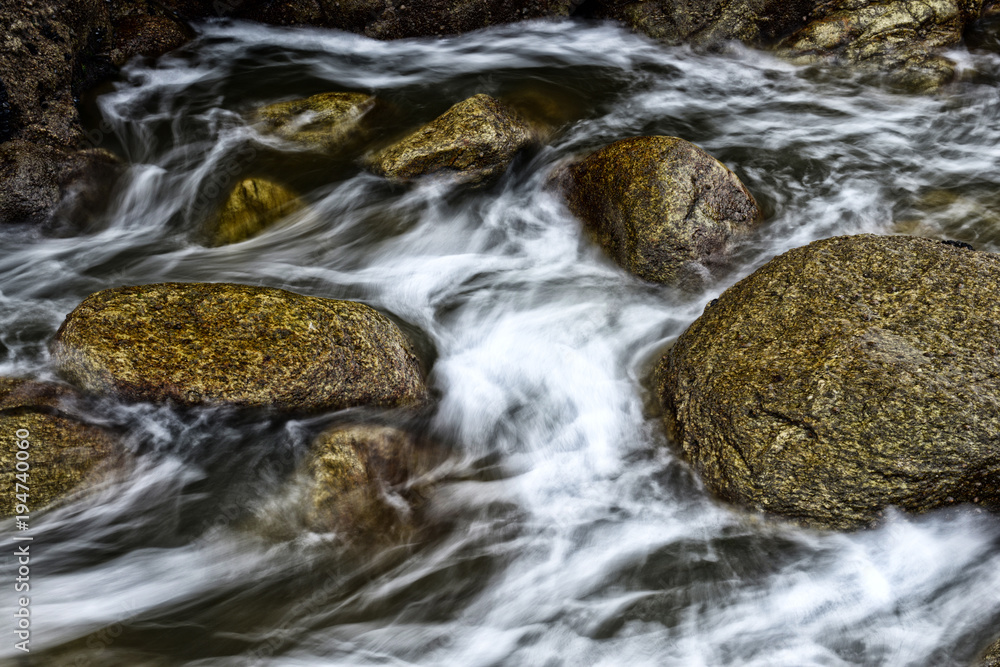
[5,16,1000,667]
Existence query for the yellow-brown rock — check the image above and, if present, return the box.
[52,283,428,412]
[366,94,535,185]
[564,136,760,285]
[253,92,378,152]
[208,178,303,246]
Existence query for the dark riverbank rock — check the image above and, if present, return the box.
[366,94,535,185]
[780,0,986,91]
[656,234,1000,530]
[0,378,122,517]
[253,92,378,153]
[587,0,817,47]
[207,177,304,246]
[305,424,435,540]
[110,14,195,65]
[53,283,428,411]
[564,136,760,285]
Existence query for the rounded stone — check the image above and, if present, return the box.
[207,177,304,246]
[564,136,760,285]
[656,234,1000,530]
[253,92,378,153]
[365,94,536,185]
[52,283,428,412]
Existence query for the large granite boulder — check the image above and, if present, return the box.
[779,0,986,91]
[52,283,428,411]
[206,177,304,246]
[587,0,816,47]
[656,234,1000,530]
[0,378,123,517]
[365,94,536,185]
[564,136,760,285]
[252,92,379,153]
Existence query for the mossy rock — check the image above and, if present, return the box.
[252,92,378,153]
[365,94,536,185]
[779,0,985,91]
[564,136,760,285]
[206,177,304,246]
[588,0,815,47]
[52,283,428,412]
[0,378,122,517]
[305,424,436,540]
[656,234,1000,530]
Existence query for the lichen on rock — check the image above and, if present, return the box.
[656,234,1000,530]
[52,283,428,412]
[563,136,760,286]
[253,92,379,153]
[207,177,304,246]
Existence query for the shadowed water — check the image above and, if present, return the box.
[4,17,1000,667]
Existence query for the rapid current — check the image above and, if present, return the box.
[5,16,1000,666]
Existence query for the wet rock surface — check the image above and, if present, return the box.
[253,92,378,153]
[0,378,122,517]
[366,94,536,185]
[656,234,1000,530]
[111,14,194,65]
[52,283,428,412]
[207,177,304,246]
[564,136,760,285]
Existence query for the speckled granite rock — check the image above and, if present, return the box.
[564,136,760,285]
[53,283,428,412]
[656,234,1000,530]
[0,378,123,517]
[111,14,194,65]
[253,92,378,153]
[207,178,304,246]
[365,94,536,185]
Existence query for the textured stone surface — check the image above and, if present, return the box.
[0,378,121,517]
[564,136,760,285]
[253,92,377,152]
[306,424,432,539]
[366,94,535,185]
[588,0,816,46]
[111,15,194,65]
[53,283,428,412]
[656,234,1000,530]
[780,0,985,91]
[207,178,303,246]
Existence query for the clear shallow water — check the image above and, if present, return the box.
[4,17,1000,666]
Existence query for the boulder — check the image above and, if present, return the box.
[305,424,434,539]
[207,177,304,246]
[779,0,986,91]
[563,136,760,285]
[52,283,428,411]
[586,0,816,47]
[0,378,122,517]
[253,92,378,153]
[656,234,1000,530]
[110,14,194,65]
[365,94,536,185]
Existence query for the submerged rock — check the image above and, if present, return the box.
[207,177,304,246]
[779,0,985,91]
[656,234,1000,530]
[0,378,122,517]
[365,94,535,185]
[588,0,815,47]
[305,424,435,540]
[253,92,378,153]
[564,136,760,285]
[53,283,428,412]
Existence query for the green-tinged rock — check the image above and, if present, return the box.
[564,136,760,285]
[588,0,815,47]
[979,638,1000,666]
[306,424,435,540]
[656,234,1000,530]
[207,177,303,246]
[779,0,985,91]
[52,283,428,411]
[253,92,378,153]
[0,378,123,517]
[365,94,535,185]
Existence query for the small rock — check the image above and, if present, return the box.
[207,177,304,246]
[253,92,379,153]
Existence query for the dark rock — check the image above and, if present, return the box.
[587,0,817,47]
[656,234,1000,530]
[52,283,429,412]
[111,15,194,65]
[365,94,536,185]
[0,377,124,517]
[563,136,760,285]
